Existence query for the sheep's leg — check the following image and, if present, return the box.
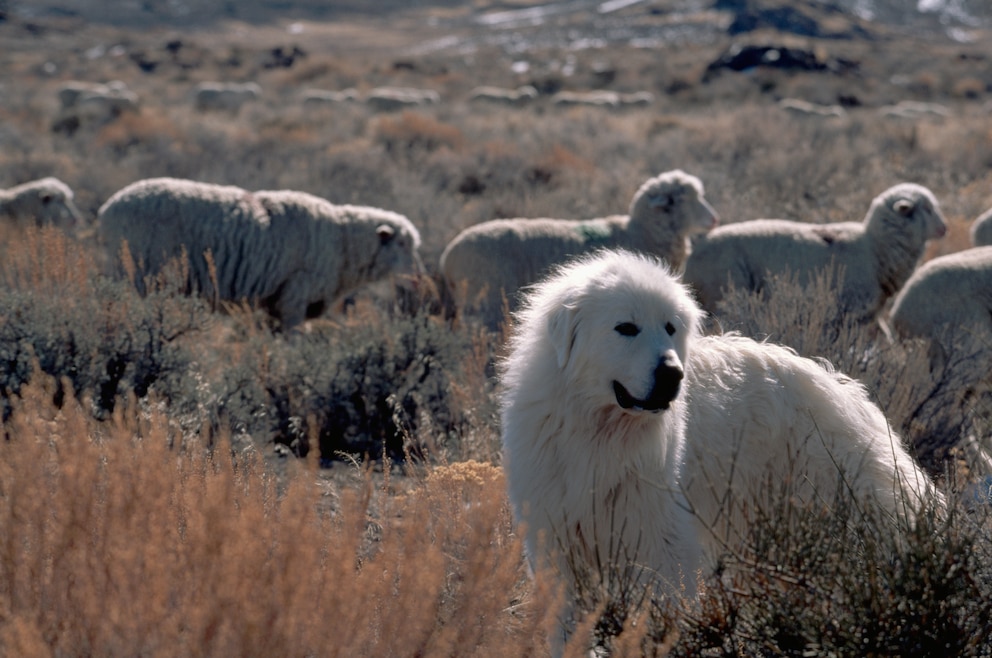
[269,276,313,330]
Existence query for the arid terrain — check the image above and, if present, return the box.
[2,1,992,655]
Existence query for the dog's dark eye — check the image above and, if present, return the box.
[615,322,640,337]
[665,322,676,336]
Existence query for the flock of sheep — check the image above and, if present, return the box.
[6,171,991,497]
[52,78,664,131]
[5,170,992,360]
[54,78,967,137]
[3,169,991,486]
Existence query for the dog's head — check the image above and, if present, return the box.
[535,249,702,414]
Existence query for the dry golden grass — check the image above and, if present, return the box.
[0,375,568,657]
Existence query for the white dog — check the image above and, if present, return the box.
[500,249,942,644]
[681,334,942,566]
[499,250,704,629]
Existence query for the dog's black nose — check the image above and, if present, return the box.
[646,354,684,409]
[613,352,684,412]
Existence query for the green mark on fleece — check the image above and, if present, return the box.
[575,221,612,245]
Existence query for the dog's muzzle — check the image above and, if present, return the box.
[613,356,684,412]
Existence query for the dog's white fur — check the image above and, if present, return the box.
[500,250,704,610]
[681,334,942,566]
[501,249,942,619]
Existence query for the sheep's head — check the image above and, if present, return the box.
[629,170,719,240]
[4,177,84,229]
[867,183,947,246]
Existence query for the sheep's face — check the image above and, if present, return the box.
[544,252,701,416]
[632,171,719,237]
[872,184,947,245]
[12,180,83,229]
[371,219,425,287]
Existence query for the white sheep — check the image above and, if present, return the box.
[440,169,719,330]
[879,100,951,120]
[98,178,424,329]
[778,97,846,118]
[888,246,992,360]
[55,80,139,126]
[682,183,947,323]
[1,177,84,229]
[552,90,621,108]
[365,87,440,112]
[618,91,655,107]
[301,88,360,107]
[970,207,992,247]
[193,82,262,112]
[467,85,538,106]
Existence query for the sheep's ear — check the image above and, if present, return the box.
[893,199,915,216]
[548,305,578,368]
[376,224,396,244]
[647,192,675,210]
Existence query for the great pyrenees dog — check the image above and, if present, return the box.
[500,249,942,638]
[499,249,704,627]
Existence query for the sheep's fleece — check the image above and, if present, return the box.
[98,177,423,328]
[1,177,84,229]
[889,245,992,354]
[683,183,946,321]
[440,169,718,329]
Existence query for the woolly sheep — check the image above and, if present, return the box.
[682,183,947,323]
[301,88,359,106]
[552,90,621,108]
[778,97,846,118]
[971,207,992,247]
[58,80,130,108]
[365,87,440,112]
[55,80,139,125]
[1,177,84,229]
[467,85,538,106]
[440,169,719,329]
[879,100,951,120]
[98,178,424,329]
[194,82,262,112]
[618,91,655,107]
[888,246,992,362]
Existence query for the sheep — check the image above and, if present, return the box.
[440,169,719,330]
[888,247,992,480]
[682,183,947,323]
[879,100,951,120]
[301,88,359,107]
[778,97,847,118]
[888,246,992,363]
[54,80,139,127]
[365,87,440,112]
[552,90,621,108]
[618,91,655,107]
[467,85,538,106]
[1,177,84,230]
[193,82,261,112]
[98,178,425,330]
[970,207,992,247]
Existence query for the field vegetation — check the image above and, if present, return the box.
[1,1,992,655]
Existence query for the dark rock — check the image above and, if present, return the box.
[705,43,858,78]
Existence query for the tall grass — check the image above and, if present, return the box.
[0,375,558,657]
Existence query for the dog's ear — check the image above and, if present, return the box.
[548,304,578,368]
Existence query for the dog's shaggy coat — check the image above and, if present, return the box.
[681,334,940,565]
[501,249,942,624]
[500,250,704,607]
